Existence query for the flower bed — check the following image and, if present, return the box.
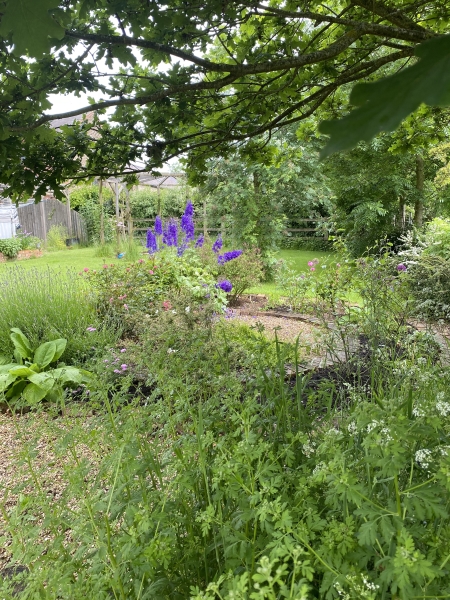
[0,249,43,262]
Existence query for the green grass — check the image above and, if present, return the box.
[0,246,345,303]
[0,245,147,273]
[248,249,332,299]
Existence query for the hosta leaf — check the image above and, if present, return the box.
[52,338,67,362]
[0,372,17,391]
[28,372,56,392]
[0,363,17,374]
[50,366,91,384]
[22,382,50,405]
[8,365,36,378]
[33,341,57,369]
[10,329,32,360]
[320,35,450,157]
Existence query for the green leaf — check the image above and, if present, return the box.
[319,35,450,157]
[5,379,28,400]
[50,366,91,384]
[0,372,17,392]
[33,340,57,368]
[8,365,36,378]
[0,0,66,57]
[52,338,67,362]
[0,355,11,366]
[0,363,16,374]
[28,372,56,392]
[10,329,33,360]
[22,382,51,405]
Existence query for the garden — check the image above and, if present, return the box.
[2,1,450,598]
[0,197,450,599]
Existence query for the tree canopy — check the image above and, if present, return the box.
[1,0,450,198]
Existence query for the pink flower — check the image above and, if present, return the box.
[310,267,315,272]
[83,267,89,272]
[336,263,341,268]
[307,261,314,267]
[121,364,127,370]
[120,348,126,353]
[113,369,121,374]
[138,259,144,264]
[86,326,97,332]
[149,270,154,275]
[123,304,129,310]
[109,298,114,303]
[103,264,108,269]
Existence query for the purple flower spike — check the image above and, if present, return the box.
[397,263,407,272]
[184,201,194,218]
[177,242,188,257]
[167,219,178,247]
[146,229,158,254]
[195,235,204,248]
[216,279,233,293]
[212,236,223,254]
[181,212,195,242]
[154,215,163,236]
[217,250,243,265]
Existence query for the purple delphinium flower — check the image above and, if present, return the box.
[212,236,223,254]
[195,235,204,248]
[181,212,195,242]
[397,263,407,272]
[216,279,233,293]
[184,201,194,217]
[167,219,178,247]
[177,242,188,257]
[217,250,243,265]
[154,215,163,236]
[146,229,158,254]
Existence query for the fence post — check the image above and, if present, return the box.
[40,199,47,243]
[65,190,72,238]
[203,200,207,237]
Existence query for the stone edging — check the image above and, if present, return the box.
[0,249,43,263]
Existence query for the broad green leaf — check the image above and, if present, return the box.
[5,379,28,400]
[0,0,66,57]
[0,372,17,392]
[28,372,56,392]
[10,330,33,360]
[52,338,67,362]
[0,363,17,374]
[320,35,450,157]
[50,366,91,384]
[8,365,36,377]
[33,341,57,369]
[22,382,50,405]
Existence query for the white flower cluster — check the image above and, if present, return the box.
[347,421,358,434]
[367,421,379,433]
[436,400,450,417]
[412,406,426,417]
[302,441,316,457]
[379,427,393,444]
[415,448,432,470]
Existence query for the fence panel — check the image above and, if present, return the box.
[17,199,88,244]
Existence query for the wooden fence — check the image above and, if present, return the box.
[129,217,330,239]
[17,198,88,244]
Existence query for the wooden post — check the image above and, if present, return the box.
[99,179,105,245]
[65,190,72,238]
[40,199,47,244]
[126,188,133,241]
[157,184,161,216]
[115,181,121,249]
[203,199,207,237]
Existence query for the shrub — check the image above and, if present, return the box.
[46,225,68,251]
[399,220,450,321]
[16,231,42,250]
[0,237,22,258]
[0,266,120,365]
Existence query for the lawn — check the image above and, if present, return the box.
[0,246,332,299]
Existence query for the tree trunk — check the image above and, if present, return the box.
[413,154,424,228]
[398,196,406,230]
[99,178,105,245]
